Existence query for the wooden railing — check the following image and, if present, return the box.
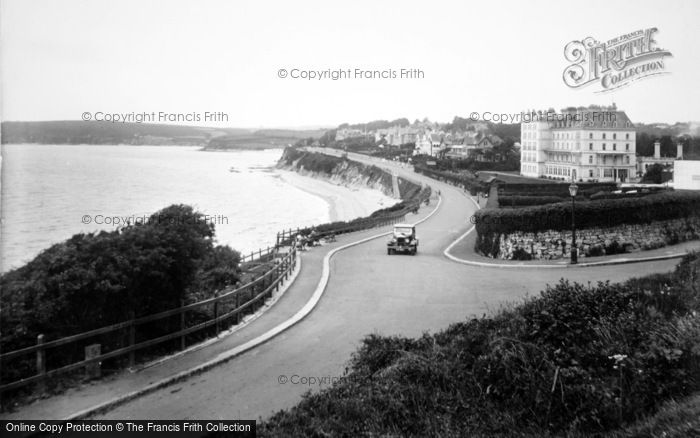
[0,246,297,395]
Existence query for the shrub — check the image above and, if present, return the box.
[604,240,627,255]
[511,247,533,260]
[586,244,605,257]
[0,205,241,390]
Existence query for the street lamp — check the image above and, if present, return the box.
[569,182,579,264]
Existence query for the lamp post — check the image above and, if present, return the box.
[569,182,579,264]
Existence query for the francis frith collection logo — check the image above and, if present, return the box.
[563,28,672,92]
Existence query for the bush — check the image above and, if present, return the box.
[511,247,533,260]
[586,244,605,257]
[0,205,241,390]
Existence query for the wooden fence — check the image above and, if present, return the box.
[0,246,296,395]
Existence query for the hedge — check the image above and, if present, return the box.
[498,195,568,207]
[497,182,618,197]
[475,191,700,238]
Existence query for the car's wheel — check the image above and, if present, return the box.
[387,248,392,255]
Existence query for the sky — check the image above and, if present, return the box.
[1,0,699,128]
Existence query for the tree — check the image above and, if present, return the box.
[0,204,240,353]
[641,163,664,184]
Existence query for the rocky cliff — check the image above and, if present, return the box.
[277,148,420,200]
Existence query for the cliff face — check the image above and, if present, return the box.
[277,148,400,199]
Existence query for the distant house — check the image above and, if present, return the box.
[335,128,368,141]
[415,131,445,156]
[445,132,495,160]
[375,126,419,147]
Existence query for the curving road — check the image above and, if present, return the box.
[94,149,679,420]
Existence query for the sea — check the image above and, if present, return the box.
[0,145,381,273]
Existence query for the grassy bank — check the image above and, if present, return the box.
[256,254,700,437]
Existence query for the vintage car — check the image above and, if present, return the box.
[387,223,418,255]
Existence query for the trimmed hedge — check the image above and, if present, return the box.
[475,191,700,237]
[498,182,618,197]
[498,195,568,207]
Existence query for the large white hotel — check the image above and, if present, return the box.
[520,104,637,182]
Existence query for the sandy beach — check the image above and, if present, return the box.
[276,169,399,223]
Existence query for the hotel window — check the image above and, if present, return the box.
[589,143,593,150]
[604,169,613,178]
[626,156,630,164]
[613,144,616,150]
[589,169,594,177]
[589,156,593,164]
[613,133,617,139]
[603,143,606,150]
[603,133,606,139]
[626,144,629,150]
[589,133,593,139]
[626,133,630,140]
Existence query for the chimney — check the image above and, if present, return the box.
[677,143,684,159]
[654,140,661,159]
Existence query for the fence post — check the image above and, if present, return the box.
[275,261,281,292]
[128,311,136,368]
[84,344,101,379]
[235,289,241,325]
[180,299,186,351]
[214,293,219,335]
[36,334,46,393]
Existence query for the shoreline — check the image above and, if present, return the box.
[275,169,398,223]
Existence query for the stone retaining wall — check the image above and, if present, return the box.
[497,217,700,260]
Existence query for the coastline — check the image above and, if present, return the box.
[275,169,399,223]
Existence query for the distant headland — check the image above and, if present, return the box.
[0,121,326,150]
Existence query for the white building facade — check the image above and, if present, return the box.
[674,160,700,190]
[520,106,637,182]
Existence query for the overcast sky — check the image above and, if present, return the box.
[1,0,698,128]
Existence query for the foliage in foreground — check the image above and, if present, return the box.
[0,205,241,382]
[259,254,700,437]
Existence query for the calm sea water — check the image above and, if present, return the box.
[0,145,332,272]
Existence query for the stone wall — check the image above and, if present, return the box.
[497,217,700,260]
